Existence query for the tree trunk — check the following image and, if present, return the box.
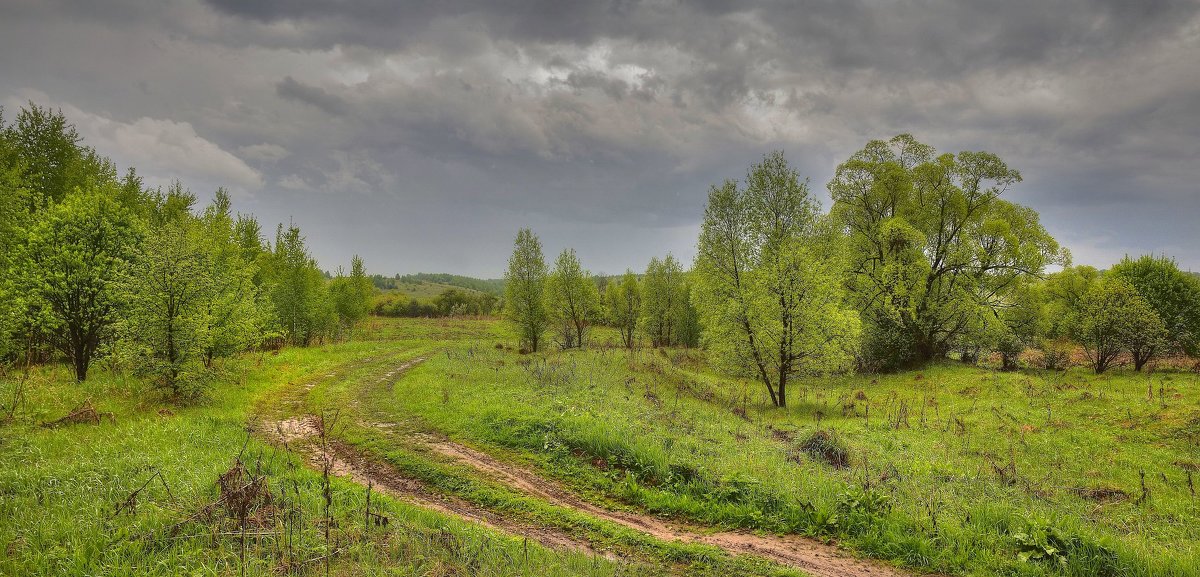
[73,352,89,382]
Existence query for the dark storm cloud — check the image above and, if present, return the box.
[276,76,349,116]
[2,0,1198,276]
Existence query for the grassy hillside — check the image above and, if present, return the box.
[375,273,504,296]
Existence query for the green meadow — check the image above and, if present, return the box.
[5,317,1197,576]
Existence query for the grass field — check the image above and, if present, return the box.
[3,317,1199,576]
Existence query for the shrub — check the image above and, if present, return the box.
[797,429,849,468]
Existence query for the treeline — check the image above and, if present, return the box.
[372,288,499,318]
[503,230,699,353]
[505,137,1200,407]
[0,103,374,396]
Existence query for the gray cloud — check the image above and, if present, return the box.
[2,0,1198,276]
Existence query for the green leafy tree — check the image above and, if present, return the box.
[330,255,375,339]
[641,255,688,348]
[17,184,141,380]
[117,218,213,396]
[0,110,28,361]
[605,271,642,349]
[4,103,116,212]
[1071,278,1167,373]
[694,152,861,407]
[829,135,1067,368]
[1110,254,1200,357]
[197,190,266,364]
[267,224,335,346]
[504,228,548,352]
[545,248,601,349]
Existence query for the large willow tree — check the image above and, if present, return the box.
[694,152,860,408]
[829,134,1067,369]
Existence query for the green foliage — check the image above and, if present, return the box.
[388,272,505,295]
[1070,278,1167,373]
[266,224,335,346]
[16,184,141,380]
[116,218,214,396]
[504,228,549,352]
[545,248,601,349]
[3,102,115,211]
[433,287,498,316]
[1013,526,1118,576]
[694,152,860,407]
[1110,254,1200,357]
[640,255,691,348]
[830,135,1067,368]
[330,255,375,338]
[196,190,267,363]
[604,271,642,348]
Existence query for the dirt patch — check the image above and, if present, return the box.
[273,420,605,557]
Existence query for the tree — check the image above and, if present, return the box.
[504,229,548,352]
[330,255,375,339]
[694,152,861,407]
[1110,255,1200,357]
[829,135,1067,368]
[545,248,600,349]
[17,184,141,380]
[641,255,688,347]
[605,271,642,349]
[267,224,334,346]
[1071,278,1167,373]
[4,103,115,212]
[197,190,265,364]
[117,218,213,396]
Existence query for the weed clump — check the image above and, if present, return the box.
[797,429,849,469]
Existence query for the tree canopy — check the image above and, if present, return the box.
[829,134,1068,369]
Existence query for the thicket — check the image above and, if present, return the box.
[0,103,375,397]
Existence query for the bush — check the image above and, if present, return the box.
[797,429,849,468]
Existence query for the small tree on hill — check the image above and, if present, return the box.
[330,255,375,339]
[605,271,642,349]
[641,255,687,348]
[504,229,548,352]
[545,248,600,349]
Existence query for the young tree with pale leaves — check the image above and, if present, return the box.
[545,249,600,349]
[694,152,860,408]
[504,228,549,352]
[605,271,642,349]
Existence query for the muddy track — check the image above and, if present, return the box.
[269,414,605,557]
[420,435,924,577]
[268,353,930,577]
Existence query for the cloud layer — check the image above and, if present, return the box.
[2,0,1197,275]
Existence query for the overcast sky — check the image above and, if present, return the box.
[3,1,1198,277]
